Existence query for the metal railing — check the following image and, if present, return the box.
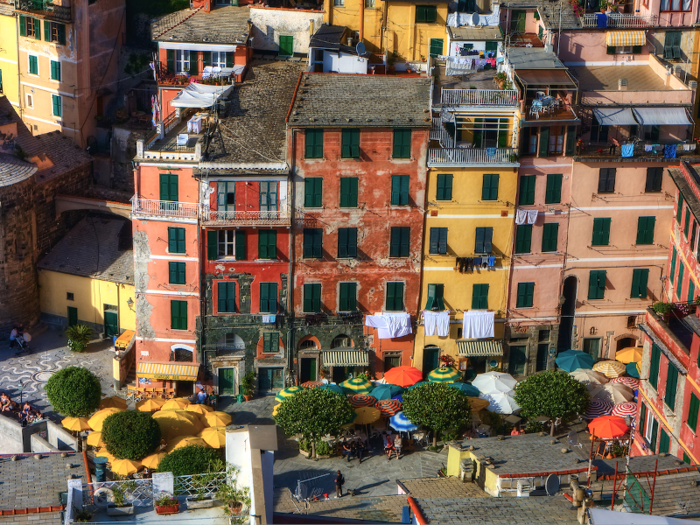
[174,472,226,498]
[201,206,292,226]
[428,147,518,165]
[15,0,71,21]
[132,198,200,219]
[83,478,154,507]
[441,89,519,107]
[430,118,455,148]
[581,12,657,27]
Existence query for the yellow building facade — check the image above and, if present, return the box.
[323,0,449,61]
[0,5,20,108]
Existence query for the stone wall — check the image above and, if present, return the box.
[0,417,47,454]
[249,8,323,54]
[30,433,59,453]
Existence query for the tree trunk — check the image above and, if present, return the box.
[432,432,437,448]
[311,440,317,459]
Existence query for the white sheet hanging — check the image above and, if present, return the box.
[462,310,495,339]
[366,313,412,339]
[423,311,451,337]
[526,209,538,225]
[170,83,234,108]
[515,209,527,225]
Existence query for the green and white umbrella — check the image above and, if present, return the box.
[427,367,461,383]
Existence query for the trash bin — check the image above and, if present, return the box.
[94,456,109,483]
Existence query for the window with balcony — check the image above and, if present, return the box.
[429,227,447,254]
[390,227,410,257]
[217,181,235,211]
[588,270,607,300]
[661,1,690,13]
[175,50,190,74]
[208,230,245,261]
[210,51,227,68]
[259,181,278,213]
[217,230,236,258]
[548,127,564,156]
[643,125,660,141]
[590,115,608,144]
[19,16,41,39]
[425,283,445,310]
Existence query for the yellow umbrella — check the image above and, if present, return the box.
[353,406,381,425]
[142,452,167,470]
[467,397,490,412]
[96,450,116,464]
[186,404,214,415]
[615,347,643,364]
[199,427,227,448]
[203,411,232,428]
[593,360,627,378]
[153,410,203,441]
[168,436,210,452]
[86,431,105,447]
[99,396,128,410]
[111,458,141,476]
[272,404,280,417]
[162,398,190,410]
[62,417,91,432]
[88,407,123,431]
[136,398,166,412]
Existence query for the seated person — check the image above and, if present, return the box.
[19,402,38,423]
[0,392,12,412]
[341,441,353,462]
[196,388,207,405]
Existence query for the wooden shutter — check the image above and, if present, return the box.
[56,23,66,45]
[631,269,649,298]
[542,223,559,252]
[437,174,453,200]
[685,207,691,237]
[340,282,357,311]
[387,282,404,311]
[475,227,485,253]
[347,228,357,257]
[588,270,606,300]
[235,230,246,260]
[636,216,656,245]
[646,167,663,192]
[649,344,660,389]
[515,225,532,254]
[393,129,411,158]
[263,332,279,353]
[517,283,534,308]
[52,95,61,117]
[416,5,426,22]
[688,394,699,432]
[207,230,217,260]
[340,178,358,207]
[390,228,401,257]
[677,193,685,223]
[483,228,493,253]
[312,229,322,258]
[565,126,576,156]
[400,227,410,257]
[218,282,235,313]
[482,174,498,201]
[519,175,535,205]
[305,129,323,159]
[429,228,439,254]
[44,20,51,41]
[538,127,550,158]
[425,283,437,310]
[189,51,198,75]
[19,15,26,37]
[472,283,489,309]
[545,174,562,204]
[689,279,696,303]
[169,262,185,284]
[304,284,320,312]
[390,175,409,205]
[202,52,211,67]
[304,230,313,258]
[51,60,61,81]
[429,38,443,58]
[338,228,349,258]
[350,129,360,157]
[665,363,679,409]
[226,52,234,67]
[678,263,685,297]
[305,178,322,207]
[171,300,186,330]
[167,49,175,73]
[592,218,611,246]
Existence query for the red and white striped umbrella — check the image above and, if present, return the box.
[301,381,323,388]
[610,376,639,389]
[585,399,613,420]
[349,394,377,408]
[376,399,402,417]
[612,402,637,418]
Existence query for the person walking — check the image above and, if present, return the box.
[334,470,344,498]
[394,434,403,460]
[384,432,395,460]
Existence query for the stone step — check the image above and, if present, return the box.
[419,451,448,478]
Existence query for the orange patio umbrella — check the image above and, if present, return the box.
[99,396,128,410]
[588,415,629,439]
[203,411,232,428]
[136,398,166,412]
[467,397,490,412]
[199,427,227,448]
[88,407,123,431]
[383,366,423,387]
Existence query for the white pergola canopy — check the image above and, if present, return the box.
[170,83,233,109]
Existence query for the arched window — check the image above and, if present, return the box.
[298,339,318,350]
[331,335,353,349]
[217,333,245,351]
[170,345,194,362]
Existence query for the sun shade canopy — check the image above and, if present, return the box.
[632,107,692,126]
[136,362,199,381]
[593,107,637,126]
[457,340,504,356]
[605,30,645,47]
[322,350,369,367]
[170,83,233,108]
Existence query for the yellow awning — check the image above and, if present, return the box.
[606,30,645,47]
[136,362,199,381]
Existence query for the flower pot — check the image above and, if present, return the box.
[298,448,311,458]
[107,504,134,516]
[186,496,215,509]
[229,503,243,516]
[155,504,180,515]
[243,395,252,401]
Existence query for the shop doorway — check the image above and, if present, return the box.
[218,368,236,396]
[258,367,284,392]
[300,358,317,383]
[423,346,440,376]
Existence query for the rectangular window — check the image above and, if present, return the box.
[258,230,277,260]
[338,228,358,258]
[516,282,534,308]
[429,38,444,58]
[691,221,697,254]
[646,167,663,193]
[671,247,677,284]
[28,55,38,75]
[236,230,246,260]
[44,21,66,45]
[50,60,61,81]
[542,222,559,253]
[515,225,532,254]
[217,181,235,211]
[304,178,322,208]
[536,343,549,372]
[391,175,410,206]
[665,363,679,410]
[303,283,322,313]
[482,174,499,201]
[636,216,656,245]
[26,93,33,108]
[588,270,607,300]
[538,127,550,158]
[598,168,616,194]
[677,192,684,224]
[339,282,357,311]
[259,181,278,212]
[592,218,611,246]
[425,283,445,310]
[518,175,536,205]
[390,227,410,257]
[472,283,489,310]
[548,127,564,155]
[429,227,448,254]
[260,283,278,313]
[168,262,186,285]
[263,332,279,353]
[650,418,659,452]
[175,50,190,73]
[303,228,323,259]
[170,300,187,330]
[545,174,563,204]
[217,230,236,258]
[386,282,405,311]
[437,174,454,201]
[341,129,360,158]
[649,343,661,390]
[340,177,359,207]
[159,173,179,203]
[24,16,38,38]
[278,35,294,56]
[168,227,186,253]
[663,32,683,61]
[218,281,236,313]
[305,129,324,159]
[688,393,700,432]
[631,269,649,299]
[474,227,493,253]
[416,4,438,22]
[393,129,411,158]
[210,51,227,68]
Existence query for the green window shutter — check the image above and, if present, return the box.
[189,51,198,75]
[678,263,685,298]
[659,428,670,454]
[52,94,61,117]
[159,174,178,202]
[202,52,211,67]
[437,174,453,201]
[485,40,497,51]
[685,206,691,237]
[338,228,358,258]
[592,218,611,246]
[650,418,659,452]
[51,60,61,81]
[44,20,50,41]
[429,38,443,58]
[304,229,322,258]
[538,127,550,158]
[340,177,359,207]
[169,262,185,284]
[206,230,218,260]
[304,283,321,313]
[588,270,607,300]
[482,174,499,201]
[671,247,677,284]
[305,129,323,159]
[631,269,649,299]
[304,178,322,207]
[689,279,696,303]
[649,343,661,390]
[429,228,447,254]
[515,225,532,254]
[516,282,534,308]
[387,282,405,311]
[393,129,411,158]
[565,126,576,156]
[677,193,684,224]
[426,5,437,22]
[19,15,26,37]
[434,284,445,310]
[390,227,410,257]
[258,230,276,260]
[28,55,37,75]
[425,283,436,310]
[56,23,66,45]
[263,333,279,353]
[391,175,410,205]
[167,49,175,73]
[636,216,656,245]
[542,223,559,252]
[665,363,679,410]
[688,393,700,432]
[169,227,185,254]
[235,230,246,260]
[279,35,294,56]
[416,5,425,22]
[518,175,535,205]
[341,129,360,158]
[545,174,562,204]
[171,300,187,330]
[260,283,278,313]
[218,282,236,313]
[339,282,357,311]
[225,52,234,67]
[472,283,489,310]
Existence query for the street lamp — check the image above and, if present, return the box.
[18,379,23,406]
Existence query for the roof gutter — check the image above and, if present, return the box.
[286,72,304,123]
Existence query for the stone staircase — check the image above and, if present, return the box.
[418,449,449,478]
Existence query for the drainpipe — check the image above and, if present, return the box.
[288,130,297,385]
[359,0,365,43]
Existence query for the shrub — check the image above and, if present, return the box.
[525,421,545,434]
[103,411,161,460]
[315,441,333,456]
[66,324,92,353]
[45,366,101,417]
[158,445,223,477]
[514,370,590,421]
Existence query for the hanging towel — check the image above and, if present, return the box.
[621,144,634,157]
[366,313,412,339]
[423,311,438,337]
[473,257,482,266]
[487,256,496,267]
[515,209,528,225]
[462,311,495,339]
[436,310,450,337]
[644,144,653,152]
[527,209,538,225]
[665,144,677,159]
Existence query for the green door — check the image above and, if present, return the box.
[429,38,443,58]
[67,306,78,327]
[508,345,527,376]
[219,368,236,396]
[279,35,294,56]
[300,358,316,383]
[423,346,439,375]
[104,311,119,337]
[259,367,284,391]
[159,174,179,211]
[511,11,526,33]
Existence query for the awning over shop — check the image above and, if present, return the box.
[457,340,504,357]
[605,30,645,47]
[170,83,233,108]
[593,107,637,126]
[136,362,200,381]
[322,350,369,367]
[632,107,692,126]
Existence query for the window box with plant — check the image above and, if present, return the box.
[240,370,255,401]
[106,483,135,516]
[155,493,180,515]
[217,465,251,518]
[185,462,225,510]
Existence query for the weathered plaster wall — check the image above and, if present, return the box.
[249,7,323,54]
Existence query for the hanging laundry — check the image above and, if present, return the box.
[487,256,496,268]
[644,144,653,152]
[462,311,495,339]
[473,257,482,266]
[423,311,438,337]
[664,144,677,159]
[515,209,528,225]
[366,313,412,339]
[423,310,450,337]
[620,144,634,158]
[527,209,538,225]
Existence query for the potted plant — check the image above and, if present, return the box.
[106,483,135,516]
[66,324,91,353]
[74,508,93,523]
[315,440,333,459]
[155,493,179,515]
[240,371,255,401]
[185,462,223,510]
[652,301,673,321]
[217,465,251,518]
[298,439,311,458]
[494,72,508,89]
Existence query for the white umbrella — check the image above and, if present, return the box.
[591,383,634,405]
[479,391,520,415]
[472,372,518,394]
[570,369,608,387]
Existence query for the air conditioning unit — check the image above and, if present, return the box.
[674,65,682,76]
[689,80,698,89]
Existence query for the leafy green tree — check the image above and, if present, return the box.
[402,383,472,447]
[103,411,161,460]
[158,445,223,477]
[45,366,101,417]
[514,370,590,421]
[274,388,355,458]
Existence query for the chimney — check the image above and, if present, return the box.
[674,65,683,77]
[618,78,627,91]
[191,0,211,12]
[309,19,315,36]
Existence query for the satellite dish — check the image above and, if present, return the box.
[356,42,366,56]
[295,481,308,501]
[471,12,480,26]
[545,473,561,496]
[567,429,578,448]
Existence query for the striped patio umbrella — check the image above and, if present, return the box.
[99,396,128,410]
[317,384,345,395]
[376,399,402,417]
[428,367,461,383]
[372,384,405,400]
[384,366,423,387]
[585,399,613,420]
[591,383,634,404]
[448,382,480,396]
[626,362,641,379]
[407,381,430,390]
[136,398,166,412]
[612,402,638,418]
[389,411,419,432]
[275,386,304,403]
[593,360,626,378]
[349,394,377,408]
[615,346,643,364]
[610,376,639,389]
[340,377,373,395]
[301,381,324,388]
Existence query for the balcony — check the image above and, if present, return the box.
[132,198,199,220]
[201,207,292,227]
[574,140,698,162]
[136,111,204,162]
[441,89,519,107]
[15,0,71,22]
[581,12,658,27]
[427,147,519,167]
